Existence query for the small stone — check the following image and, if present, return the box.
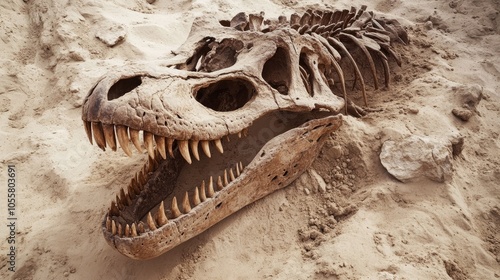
[452,108,473,121]
[96,24,127,47]
[408,107,419,114]
[309,169,327,193]
[64,272,70,277]
[304,188,310,195]
[424,21,433,30]
[146,0,156,3]
[380,135,454,182]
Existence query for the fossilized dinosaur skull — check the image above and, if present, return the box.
[82,6,407,259]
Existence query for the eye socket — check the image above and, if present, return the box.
[107,76,142,101]
[194,79,255,112]
[262,47,291,95]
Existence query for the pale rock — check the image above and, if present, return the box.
[95,24,126,47]
[309,169,327,193]
[380,135,455,182]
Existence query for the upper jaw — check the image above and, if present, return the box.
[81,67,280,142]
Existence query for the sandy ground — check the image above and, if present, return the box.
[1,0,499,279]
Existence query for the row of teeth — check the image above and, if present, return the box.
[106,160,245,237]
[83,121,248,164]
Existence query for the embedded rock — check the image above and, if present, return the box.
[380,135,454,183]
[95,24,126,47]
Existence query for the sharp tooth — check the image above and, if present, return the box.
[201,140,211,158]
[117,223,123,237]
[129,128,143,153]
[193,187,201,206]
[178,140,192,164]
[229,168,236,181]
[167,138,175,158]
[182,192,192,213]
[238,131,242,138]
[110,201,120,216]
[143,131,155,159]
[225,135,230,142]
[138,222,145,234]
[125,224,130,237]
[116,195,123,210]
[154,135,167,159]
[171,197,182,218]
[84,121,93,144]
[120,188,129,206]
[207,176,215,197]
[92,122,106,151]
[127,184,136,200]
[190,140,200,161]
[116,125,132,157]
[147,212,157,230]
[223,170,229,186]
[200,180,207,202]
[131,223,138,237]
[111,220,117,235]
[138,170,147,186]
[242,128,248,137]
[131,177,141,194]
[102,124,117,151]
[157,201,168,226]
[239,161,244,171]
[106,216,111,231]
[236,163,241,176]
[214,139,224,154]
[147,155,155,173]
[217,176,224,191]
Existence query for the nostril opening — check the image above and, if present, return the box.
[107,76,142,100]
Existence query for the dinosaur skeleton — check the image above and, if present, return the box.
[81,6,407,259]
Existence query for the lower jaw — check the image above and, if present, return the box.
[103,112,342,259]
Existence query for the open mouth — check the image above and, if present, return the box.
[83,105,340,259]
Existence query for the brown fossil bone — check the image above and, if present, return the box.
[81,6,407,259]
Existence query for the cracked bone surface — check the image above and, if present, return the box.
[81,6,407,259]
